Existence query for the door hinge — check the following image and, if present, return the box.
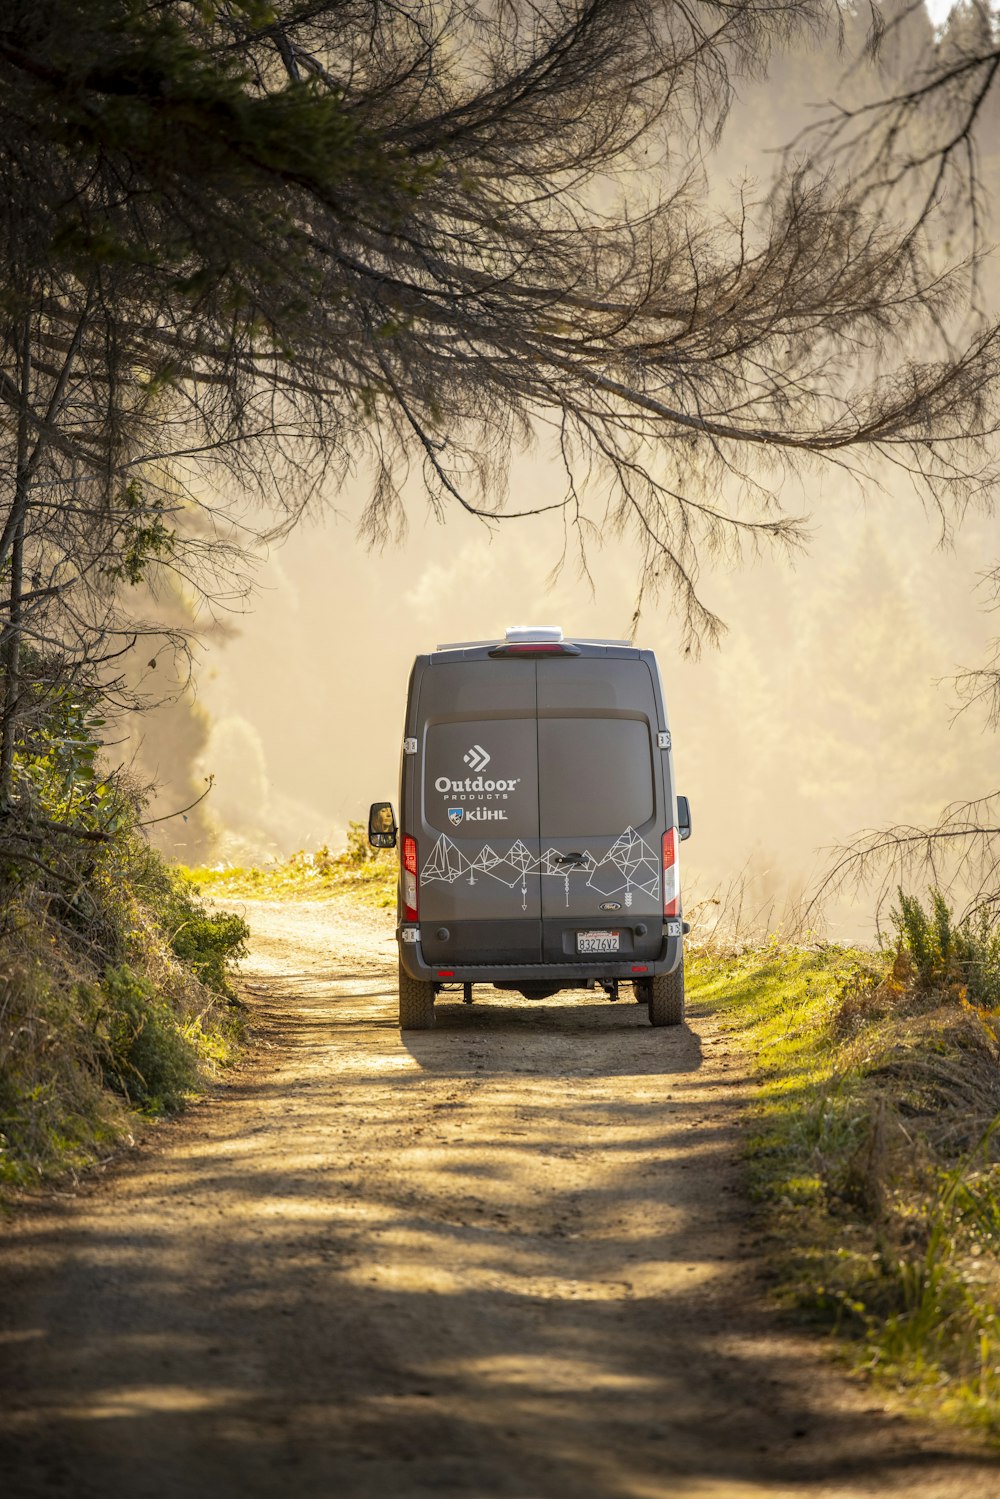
[403,737,418,755]
[657,731,671,750]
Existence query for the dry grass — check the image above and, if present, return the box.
[685,866,821,957]
[689,894,1000,1442]
[0,846,247,1192]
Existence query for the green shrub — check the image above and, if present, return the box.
[160,871,249,999]
[169,904,250,998]
[891,888,1000,1009]
[99,964,198,1114]
[126,843,250,998]
[894,889,940,988]
[954,914,1000,1012]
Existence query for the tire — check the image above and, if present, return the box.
[648,965,685,1027]
[633,979,650,1005]
[398,961,436,1030]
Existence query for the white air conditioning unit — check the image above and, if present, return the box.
[504,625,564,644]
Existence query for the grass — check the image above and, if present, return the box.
[1,818,391,1195]
[186,821,397,908]
[688,902,1000,1442]
[0,843,249,1193]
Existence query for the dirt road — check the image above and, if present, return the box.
[2,897,998,1498]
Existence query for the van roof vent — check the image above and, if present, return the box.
[504,625,563,644]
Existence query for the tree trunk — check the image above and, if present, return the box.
[0,320,31,809]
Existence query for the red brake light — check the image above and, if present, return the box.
[662,828,679,917]
[488,643,581,657]
[403,835,418,921]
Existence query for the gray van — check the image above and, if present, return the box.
[368,626,691,1030]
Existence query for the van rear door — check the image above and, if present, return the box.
[536,657,666,965]
[414,660,542,966]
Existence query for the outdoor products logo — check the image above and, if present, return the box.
[434,742,521,824]
[435,774,521,794]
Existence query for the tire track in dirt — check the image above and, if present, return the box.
[1,895,997,1498]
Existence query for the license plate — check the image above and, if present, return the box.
[577,929,620,954]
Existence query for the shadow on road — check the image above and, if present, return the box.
[1,946,996,1499]
[404,996,703,1078]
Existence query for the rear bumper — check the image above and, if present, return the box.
[397,930,683,983]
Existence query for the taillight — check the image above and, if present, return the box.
[403,835,418,921]
[662,828,679,917]
[487,643,581,657]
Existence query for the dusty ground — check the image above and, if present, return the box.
[2,896,999,1499]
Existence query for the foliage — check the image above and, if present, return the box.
[1,0,998,749]
[800,0,1000,247]
[0,843,249,1186]
[11,660,124,834]
[344,819,383,869]
[0,950,120,1187]
[0,694,249,1188]
[167,900,249,1001]
[1,5,998,1087]
[133,851,250,998]
[891,887,1000,1011]
[98,964,199,1114]
[187,821,397,907]
[103,483,176,587]
[689,899,1000,1440]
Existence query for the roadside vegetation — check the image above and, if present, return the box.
[186,823,396,908]
[1,800,393,1197]
[0,696,249,1195]
[689,892,1000,1440]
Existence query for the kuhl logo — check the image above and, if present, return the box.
[463,744,491,773]
[448,807,464,827]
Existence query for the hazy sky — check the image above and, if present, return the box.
[186,450,996,939]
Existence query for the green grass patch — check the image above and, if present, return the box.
[689,912,1000,1442]
[186,821,397,908]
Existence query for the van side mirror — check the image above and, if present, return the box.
[677,795,692,842]
[368,801,398,849]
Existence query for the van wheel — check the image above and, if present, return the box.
[648,966,685,1027]
[633,980,650,1005]
[398,962,436,1030]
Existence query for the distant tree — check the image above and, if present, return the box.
[796,0,1000,251]
[781,0,1000,922]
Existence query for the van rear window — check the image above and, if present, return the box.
[538,717,654,836]
[423,718,540,837]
